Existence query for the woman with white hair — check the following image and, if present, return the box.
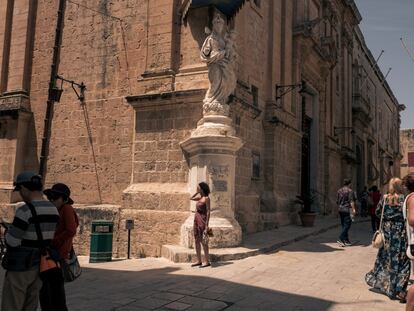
[365,177,410,303]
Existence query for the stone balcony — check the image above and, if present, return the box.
[352,93,372,124]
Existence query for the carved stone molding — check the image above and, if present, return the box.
[0,93,30,113]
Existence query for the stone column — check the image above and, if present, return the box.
[0,0,37,203]
[180,116,242,248]
[179,10,243,248]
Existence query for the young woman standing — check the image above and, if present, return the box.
[365,177,410,303]
[190,182,211,268]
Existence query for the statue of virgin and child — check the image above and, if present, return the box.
[200,12,237,116]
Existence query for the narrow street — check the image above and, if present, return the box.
[55,221,404,311]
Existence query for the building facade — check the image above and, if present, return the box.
[401,129,414,178]
[0,0,403,258]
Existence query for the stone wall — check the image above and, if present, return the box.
[0,115,17,183]
[400,129,414,178]
[132,102,200,185]
[121,91,204,256]
[29,0,146,204]
[232,99,263,233]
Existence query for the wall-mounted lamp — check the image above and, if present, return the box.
[333,126,355,136]
[275,80,307,102]
[48,77,64,102]
[53,75,86,103]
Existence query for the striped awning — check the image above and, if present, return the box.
[181,0,247,19]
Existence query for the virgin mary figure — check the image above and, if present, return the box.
[200,12,237,115]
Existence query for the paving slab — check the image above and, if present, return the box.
[162,215,354,263]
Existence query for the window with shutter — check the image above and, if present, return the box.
[408,152,414,167]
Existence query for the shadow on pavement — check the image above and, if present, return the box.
[266,221,372,255]
[210,261,233,268]
[65,266,336,311]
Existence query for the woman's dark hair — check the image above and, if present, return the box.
[371,185,378,192]
[403,174,414,193]
[199,182,210,196]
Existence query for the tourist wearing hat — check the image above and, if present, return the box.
[40,183,78,311]
[2,172,59,311]
[44,183,78,260]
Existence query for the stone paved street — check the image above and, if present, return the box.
[0,221,407,310]
[67,221,406,311]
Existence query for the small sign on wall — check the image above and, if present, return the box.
[125,219,134,230]
[213,180,228,192]
[96,225,110,233]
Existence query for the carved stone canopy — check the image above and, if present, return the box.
[181,0,247,20]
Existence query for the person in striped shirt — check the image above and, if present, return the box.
[1,171,59,311]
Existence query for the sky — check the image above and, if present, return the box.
[355,0,414,129]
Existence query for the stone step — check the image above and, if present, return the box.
[162,216,369,263]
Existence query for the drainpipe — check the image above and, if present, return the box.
[38,0,66,178]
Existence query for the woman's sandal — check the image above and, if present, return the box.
[191,262,202,267]
[200,262,211,268]
[396,292,407,303]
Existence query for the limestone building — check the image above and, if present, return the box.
[401,129,414,177]
[0,0,403,258]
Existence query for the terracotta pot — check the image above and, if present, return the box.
[299,212,317,227]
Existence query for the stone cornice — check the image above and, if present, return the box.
[126,89,205,108]
[180,135,242,157]
[344,0,362,23]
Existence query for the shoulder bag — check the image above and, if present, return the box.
[62,247,81,282]
[372,195,386,248]
[404,194,414,260]
[26,203,61,276]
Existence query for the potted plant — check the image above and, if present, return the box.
[295,192,318,227]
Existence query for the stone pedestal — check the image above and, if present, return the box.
[180,115,243,248]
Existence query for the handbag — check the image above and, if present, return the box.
[372,196,385,248]
[202,227,213,244]
[62,247,81,282]
[372,230,384,249]
[39,247,60,274]
[202,230,210,244]
[201,218,213,244]
[27,203,61,275]
[404,194,414,260]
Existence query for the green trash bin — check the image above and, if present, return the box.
[90,220,113,263]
